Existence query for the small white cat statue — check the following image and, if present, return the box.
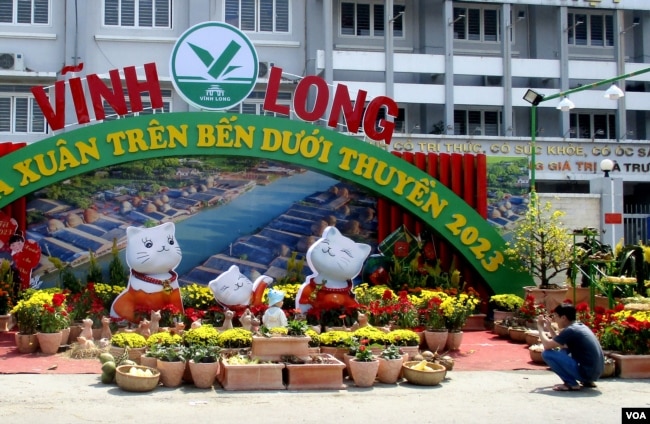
[208,265,273,311]
[110,222,184,323]
[295,226,371,313]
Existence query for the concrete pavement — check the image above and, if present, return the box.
[1,370,648,424]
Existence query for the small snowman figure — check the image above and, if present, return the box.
[262,289,288,329]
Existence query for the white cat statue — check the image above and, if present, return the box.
[110,222,184,323]
[208,265,272,312]
[295,226,371,313]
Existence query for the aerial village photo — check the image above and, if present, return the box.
[18,157,378,289]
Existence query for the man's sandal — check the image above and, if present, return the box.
[553,384,581,391]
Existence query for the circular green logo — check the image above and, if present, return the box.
[170,22,258,111]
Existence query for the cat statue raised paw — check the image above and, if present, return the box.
[296,226,371,313]
[110,222,184,323]
[208,265,272,312]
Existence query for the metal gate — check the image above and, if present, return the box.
[624,203,650,245]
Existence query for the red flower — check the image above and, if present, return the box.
[52,293,66,307]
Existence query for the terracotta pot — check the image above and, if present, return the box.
[445,331,463,351]
[36,332,63,355]
[377,357,403,384]
[601,360,616,378]
[92,328,102,341]
[348,359,379,387]
[188,360,219,389]
[524,286,569,311]
[343,353,355,377]
[493,310,514,322]
[60,327,71,346]
[508,327,528,343]
[0,314,15,332]
[424,330,448,353]
[462,314,487,331]
[529,348,545,364]
[284,354,346,390]
[109,346,146,364]
[493,322,510,338]
[399,346,420,361]
[68,322,83,342]
[320,346,347,362]
[156,359,186,387]
[610,353,650,379]
[140,355,158,369]
[525,330,540,346]
[218,360,285,391]
[15,332,39,354]
[250,335,310,361]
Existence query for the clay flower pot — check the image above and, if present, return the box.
[36,332,63,355]
[156,360,186,387]
[446,331,463,351]
[15,332,39,354]
[424,329,448,353]
[348,359,379,387]
[377,357,403,384]
[188,360,220,389]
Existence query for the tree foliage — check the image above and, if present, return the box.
[504,199,573,288]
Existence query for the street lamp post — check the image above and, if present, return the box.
[523,66,650,194]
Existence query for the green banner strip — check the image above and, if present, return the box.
[0,112,532,293]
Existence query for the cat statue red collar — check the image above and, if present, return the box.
[296,226,371,313]
[110,223,184,323]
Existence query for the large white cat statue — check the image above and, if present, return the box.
[208,265,272,312]
[295,226,371,313]
[110,222,184,323]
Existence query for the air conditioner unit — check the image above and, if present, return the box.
[0,53,25,71]
[258,61,274,78]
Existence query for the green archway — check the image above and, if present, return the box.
[0,112,532,293]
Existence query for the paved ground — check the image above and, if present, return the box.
[1,370,648,424]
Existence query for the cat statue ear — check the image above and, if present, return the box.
[296,225,371,313]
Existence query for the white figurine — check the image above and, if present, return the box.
[262,289,288,329]
[295,226,371,313]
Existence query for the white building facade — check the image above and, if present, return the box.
[1,0,649,242]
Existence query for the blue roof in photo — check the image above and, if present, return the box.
[75,224,106,237]
[52,228,105,251]
[91,218,122,231]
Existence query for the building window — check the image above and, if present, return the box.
[225,0,289,33]
[569,113,615,139]
[104,0,171,28]
[0,0,49,24]
[0,87,47,134]
[567,12,613,47]
[454,110,500,136]
[103,88,172,121]
[228,91,291,117]
[453,6,499,42]
[340,1,404,37]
